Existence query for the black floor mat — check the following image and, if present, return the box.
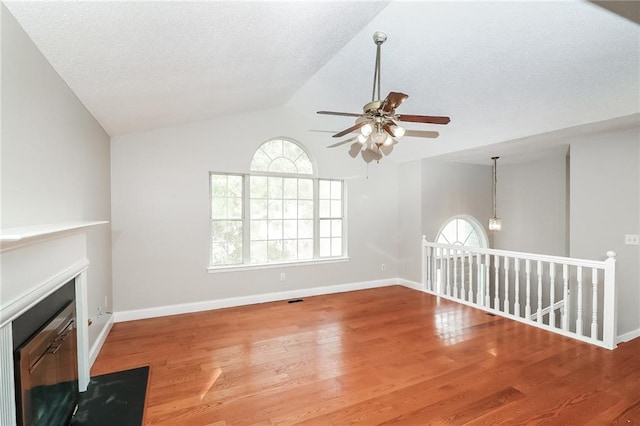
[71,366,149,426]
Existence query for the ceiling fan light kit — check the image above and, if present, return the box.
[317,31,451,163]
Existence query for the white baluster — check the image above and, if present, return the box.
[576,266,583,336]
[423,237,430,291]
[437,246,443,294]
[591,267,598,339]
[446,248,451,296]
[485,254,491,307]
[536,261,543,324]
[476,253,483,306]
[460,250,466,302]
[525,259,531,319]
[453,248,458,299]
[503,256,510,314]
[467,251,474,303]
[493,255,499,310]
[549,262,556,328]
[562,264,569,331]
[514,258,521,318]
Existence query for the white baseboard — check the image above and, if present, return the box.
[618,328,640,343]
[114,278,412,323]
[89,313,114,367]
[396,278,423,291]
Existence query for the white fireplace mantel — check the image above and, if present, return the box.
[0,220,107,426]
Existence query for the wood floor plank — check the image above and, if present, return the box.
[91,285,640,425]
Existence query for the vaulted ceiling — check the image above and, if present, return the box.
[4,1,639,162]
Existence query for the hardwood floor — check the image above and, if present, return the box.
[92,286,640,425]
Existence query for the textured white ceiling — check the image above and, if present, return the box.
[4,1,640,162]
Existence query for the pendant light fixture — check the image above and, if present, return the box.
[489,156,502,231]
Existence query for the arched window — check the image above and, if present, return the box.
[435,215,488,248]
[209,138,344,268]
[250,138,313,175]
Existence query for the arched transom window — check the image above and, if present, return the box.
[250,139,313,175]
[436,215,488,248]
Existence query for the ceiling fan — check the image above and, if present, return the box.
[317,31,451,163]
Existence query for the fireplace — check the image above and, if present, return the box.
[0,221,107,426]
[12,281,78,426]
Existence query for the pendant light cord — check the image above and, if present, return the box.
[492,157,499,218]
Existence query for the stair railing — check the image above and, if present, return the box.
[421,237,617,349]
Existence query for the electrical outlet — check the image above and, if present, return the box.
[280,272,286,281]
[625,234,640,246]
[381,263,386,271]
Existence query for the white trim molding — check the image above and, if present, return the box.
[90,314,114,367]
[617,328,640,344]
[115,278,418,323]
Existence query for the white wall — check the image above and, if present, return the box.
[0,5,113,347]
[421,159,493,243]
[110,107,400,313]
[569,126,640,337]
[397,160,422,283]
[492,152,568,255]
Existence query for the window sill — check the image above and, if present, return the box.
[207,257,349,273]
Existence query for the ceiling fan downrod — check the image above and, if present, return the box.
[371,31,387,103]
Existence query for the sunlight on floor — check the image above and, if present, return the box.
[200,367,222,401]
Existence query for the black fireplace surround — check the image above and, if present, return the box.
[12,279,78,426]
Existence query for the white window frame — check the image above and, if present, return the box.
[208,139,348,272]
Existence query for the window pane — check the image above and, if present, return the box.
[319,200,330,217]
[268,240,283,262]
[320,238,331,257]
[250,199,267,220]
[331,238,342,256]
[441,221,457,243]
[211,199,228,219]
[319,180,330,199]
[283,240,297,261]
[268,220,283,240]
[268,177,283,198]
[283,142,303,162]
[332,219,342,237]
[331,181,342,199]
[250,241,267,264]
[299,220,313,238]
[320,220,331,238]
[228,198,242,219]
[295,158,313,175]
[283,200,297,219]
[228,242,242,264]
[228,175,243,197]
[299,200,313,219]
[250,149,271,172]
[268,199,283,219]
[330,200,341,218]
[262,139,283,159]
[211,175,227,197]
[299,179,313,199]
[250,176,268,198]
[250,220,268,241]
[270,157,297,174]
[283,178,298,199]
[299,239,313,259]
[211,243,227,265]
[283,220,297,239]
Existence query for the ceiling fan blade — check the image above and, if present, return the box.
[317,111,363,117]
[381,92,409,113]
[396,114,450,125]
[327,136,357,148]
[333,121,367,138]
[404,130,440,138]
[348,142,361,158]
